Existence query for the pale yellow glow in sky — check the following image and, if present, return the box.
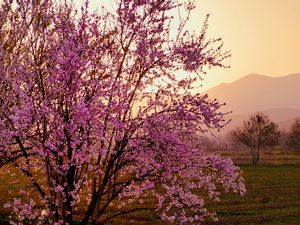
[82,0,300,91]
[190,0,300,91]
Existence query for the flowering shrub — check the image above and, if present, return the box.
[0,0,245,224]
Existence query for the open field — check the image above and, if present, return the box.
[204,164,300,225]
[101,164,300,225]
[1,150,300,225]
[212,148,300,165]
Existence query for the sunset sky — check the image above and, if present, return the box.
[191,0,300,91]
[85,0,300,91]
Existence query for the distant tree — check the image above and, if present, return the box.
[201,135,222,150]
[278,130,289,150]
[232,113,280,164]
[224,131,242,150]
[287,119,300,150]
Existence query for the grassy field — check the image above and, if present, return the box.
[1,150,300,225]
[102,164,300,225]
[204,164,300,225]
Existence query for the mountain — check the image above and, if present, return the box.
[228,109,300,133]
[204,73,300,133]
[205,73,300,114]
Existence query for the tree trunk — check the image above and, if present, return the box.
[250,147,257,164]
[256,148,260,165]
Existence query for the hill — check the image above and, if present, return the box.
[227,108,300,133]
[204,73,300,133]
[205,73,300,114]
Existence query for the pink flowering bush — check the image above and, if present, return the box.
[0,0,245,224]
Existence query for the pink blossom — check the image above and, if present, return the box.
[0,0,244,224]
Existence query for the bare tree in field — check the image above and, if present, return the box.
[232,113,280,164]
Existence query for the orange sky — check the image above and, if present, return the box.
[84,0,300,91]
[190,0,300,91]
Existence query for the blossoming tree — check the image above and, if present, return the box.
[0,0,245,224]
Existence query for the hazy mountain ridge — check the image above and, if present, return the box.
[205,73,300,133]
[227,108,300,133]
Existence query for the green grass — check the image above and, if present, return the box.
[1,159,300,224]
[204,164,300,225]
[77,164,300,225]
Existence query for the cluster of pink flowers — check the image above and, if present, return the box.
[3,197,48,225]
[0,0,244,224]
